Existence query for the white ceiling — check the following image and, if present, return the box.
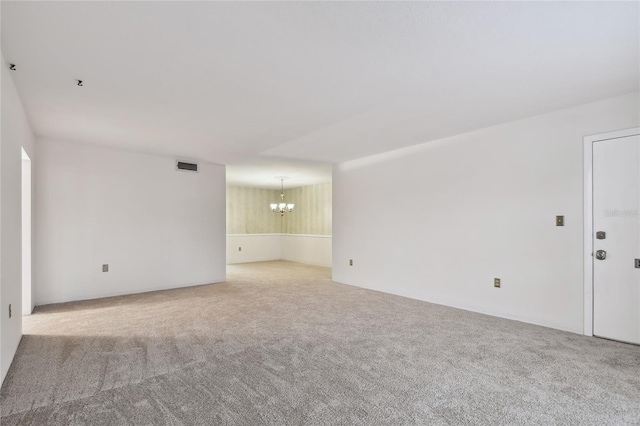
[226,156,331,189]
[2,1,638,186]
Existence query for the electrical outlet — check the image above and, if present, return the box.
[9,304,12,318]
[349,259,353,266]
[238,246,242,252]
[494,278,501,288]
[556,215,564,226]
[102,264,109,272]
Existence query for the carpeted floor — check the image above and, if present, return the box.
[1,261,639,425]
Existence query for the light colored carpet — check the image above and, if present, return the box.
[1,260,639,425]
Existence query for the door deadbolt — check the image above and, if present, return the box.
[596,250,607,260]
[596,231,606,240]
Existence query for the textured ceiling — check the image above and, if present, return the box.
[2,1,638,185]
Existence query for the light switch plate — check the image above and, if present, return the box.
[494,278,501,288]
[556,215,564,226]
[102,264,109,272]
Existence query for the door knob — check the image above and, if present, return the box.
[596,250,607,260]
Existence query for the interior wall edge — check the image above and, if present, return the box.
[1,50,37,385]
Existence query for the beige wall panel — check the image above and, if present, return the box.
[226,186,281,234]
[227,182,331,236]
[282,182,332,235]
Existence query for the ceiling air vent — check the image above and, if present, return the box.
[176,161,198,172]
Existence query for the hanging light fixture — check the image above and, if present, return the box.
[270,178,294,216]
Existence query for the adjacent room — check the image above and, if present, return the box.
[225,159,333,268]
[1,1,639,424]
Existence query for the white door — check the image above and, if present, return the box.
[593,134,640,344]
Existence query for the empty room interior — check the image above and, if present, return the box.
[1,1,639,424]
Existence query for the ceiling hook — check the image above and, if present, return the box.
[76,79,83,87]
[9,64,16,71]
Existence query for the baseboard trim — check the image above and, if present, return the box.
[35,277,226,307]
[332,279,582,335]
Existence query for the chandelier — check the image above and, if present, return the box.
[270,178,294,216]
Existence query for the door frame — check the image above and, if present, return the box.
[583,127,640,336]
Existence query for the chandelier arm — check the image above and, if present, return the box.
[269,177,294,215]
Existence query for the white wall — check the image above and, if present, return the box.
[226,234,282,264]
[227,234,332,267]
[1,55,36,383]
[281,234,332,267]
[333,92,640,334]
[35,139,226,305]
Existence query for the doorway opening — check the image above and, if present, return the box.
[22,148,32,315]
[224,164,333,274]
